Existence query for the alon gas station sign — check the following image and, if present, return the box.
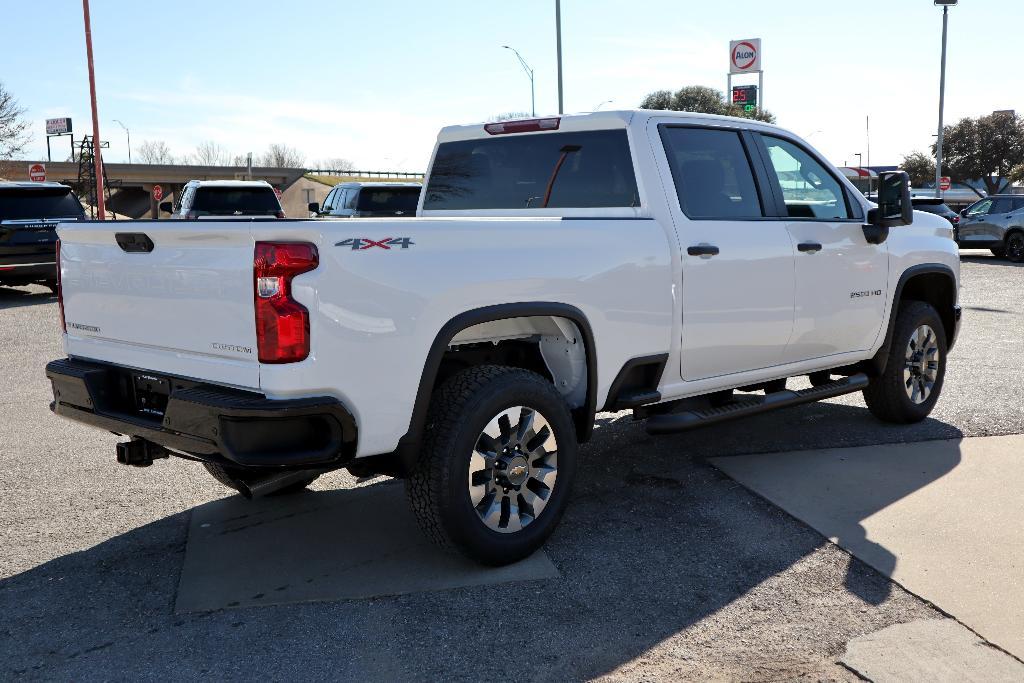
[727,38,763,110]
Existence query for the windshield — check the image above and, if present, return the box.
[0,188,85,221]
[356,187,420,213]
[191,187,281,215]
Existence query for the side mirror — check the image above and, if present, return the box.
[872,171,913,227]
[159,201,173,213]
[959,208,968,217]
[863,171,912,244]
[308,202,320,213]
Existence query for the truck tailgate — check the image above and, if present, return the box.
[57,221,259,389]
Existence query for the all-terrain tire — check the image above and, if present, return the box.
[201,462,319,496]
[863,300,947,424]
[406,365,578,566]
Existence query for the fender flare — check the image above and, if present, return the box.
[395,302,598,473]
[869,263,958,374]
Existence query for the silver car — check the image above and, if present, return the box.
[958,194,1024,261]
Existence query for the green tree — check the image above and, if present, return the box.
[640,85,776,124]
[900,151,937,187]
[935,111,1024,196]
[1009,163,1024,185]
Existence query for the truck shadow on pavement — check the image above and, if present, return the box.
[0,286,55,310]
[0,400,962,680]
[960,254,1024,268]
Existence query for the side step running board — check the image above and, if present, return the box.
[645,373,869,436]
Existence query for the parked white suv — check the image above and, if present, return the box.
[160,180,285,219]
[49,111,960,565]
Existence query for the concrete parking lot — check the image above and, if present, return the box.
[1,252,1022,680]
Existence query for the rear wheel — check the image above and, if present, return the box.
[406,365,577,566]
[1005,232,1024,263]
[201,462,319,496]
[863,301,947,424]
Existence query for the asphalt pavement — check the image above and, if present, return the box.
[1,251,1020,681]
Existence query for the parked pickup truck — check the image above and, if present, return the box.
[47,111,961,565]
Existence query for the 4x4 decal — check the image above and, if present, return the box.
[336,237,414,250]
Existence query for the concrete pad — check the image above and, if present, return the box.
[175,482,559,613]
[842,619,1024,682]
[710,435,1024,658]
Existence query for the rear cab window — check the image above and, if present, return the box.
[0,188,85,221]
[191,186,282,216]
[423,129,639,211]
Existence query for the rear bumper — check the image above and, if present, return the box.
[0,259,56,282]
[46,358,357,468]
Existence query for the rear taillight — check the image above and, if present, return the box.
[275,210,286,219]
[254,242,318,363]
[56,239,66,332]
[484,117,560,135]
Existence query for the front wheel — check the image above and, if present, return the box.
[863,301,947,424]
[406,365,578,566]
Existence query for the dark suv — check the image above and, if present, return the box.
[0,182,84,291]
[912,197,960,227]
[310,182,421,218]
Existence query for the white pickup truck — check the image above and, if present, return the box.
[48,110,961,565]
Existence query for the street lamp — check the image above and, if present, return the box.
[593,100,613,111]
[853,153,863,168]
[934,0,957,198]
[113,119,130,164]
[501,45,535,117]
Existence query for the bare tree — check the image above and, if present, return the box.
[136,140,176,164]
[0,81,31,160]
[258,143,305,168]
[313,156,355,171]
[193,140,230,166]
[490,112,532,122]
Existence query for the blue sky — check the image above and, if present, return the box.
[2,0,1019,171]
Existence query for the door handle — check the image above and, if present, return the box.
[687,244,720,257]
[797,242,822,254]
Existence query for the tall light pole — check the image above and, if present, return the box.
[502,45,535,117]
[593,100,613,111]
[82,0,105,219]
[555,0,564,114]
[934,0,956,198]
[113,119,130,164]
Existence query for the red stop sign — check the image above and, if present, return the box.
[28,163,46,182]
[939,176,951,192]
[152,185,164,201]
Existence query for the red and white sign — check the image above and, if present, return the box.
[939,176,952,192]
[152,185,164,201]
[730,38,762,74]
[28,163,46,182]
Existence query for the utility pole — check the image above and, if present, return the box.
[555,0,564,115]
[935,1,955,198]
[82,0,105,219]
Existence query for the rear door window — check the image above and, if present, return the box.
[0,189,85,220]
[423,129,639,210]
[990,197,1013,214]
[659,127,764,219]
